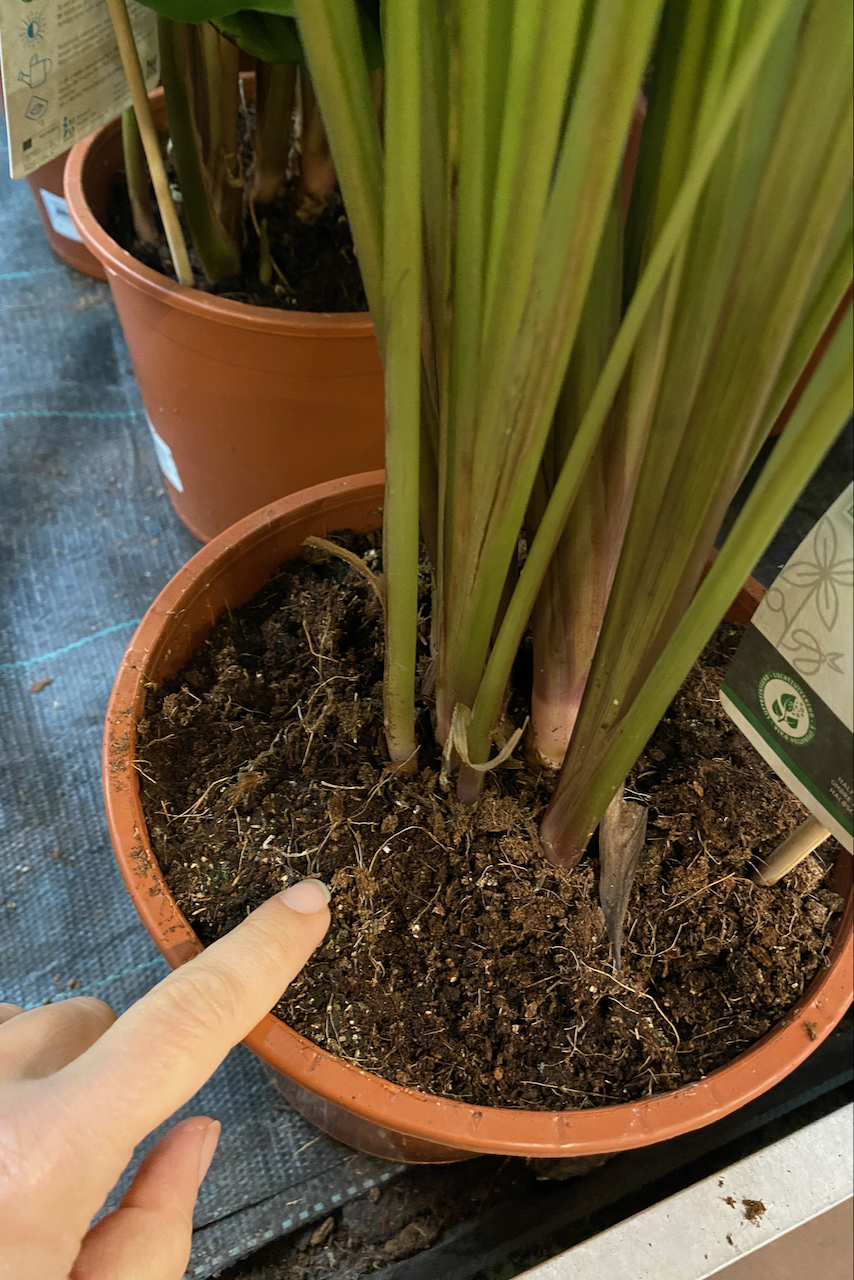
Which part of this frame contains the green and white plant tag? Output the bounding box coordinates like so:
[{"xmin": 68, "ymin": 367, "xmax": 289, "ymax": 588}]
[
  {"xmin": 0, "ymin": 0, "xmax": 158, "ymax": 180},
  {"xmin": 721, "ymin": 483, "xmax": 853, "ymax": 852}
]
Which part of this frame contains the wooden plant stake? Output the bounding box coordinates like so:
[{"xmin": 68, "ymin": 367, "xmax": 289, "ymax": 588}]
[
  {"xmin": 752, "ymin": 815, "xmax": 833, "ymax": 887},
  {"xmin": 104, "ymin": 0, "xmax": 193, "ymax": 286}
]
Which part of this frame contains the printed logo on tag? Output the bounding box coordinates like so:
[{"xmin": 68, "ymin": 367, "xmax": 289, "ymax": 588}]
[
  {"xmin": 721, "ymin": 482, "xmax": 853, "ymax": 851},
  {"xmin": 758, "ymin": 672, "xmax": 816, "ymax": 745},
  {"xmin": 39, "ymin": 190, "xmax": 83, "ymax": 243},
  {"xmin": 147, "ymin": 418, "xmax": 183, "ymax": 492}
]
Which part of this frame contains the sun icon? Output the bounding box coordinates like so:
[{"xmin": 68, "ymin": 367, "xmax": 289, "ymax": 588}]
[{"xmin": 20, "ymin": 12, "xmax": 46, "ymax": 46}]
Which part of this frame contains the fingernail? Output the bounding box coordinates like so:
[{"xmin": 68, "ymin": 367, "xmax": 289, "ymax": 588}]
[
  {"xmin": 198, "ymin": 1120, "xmax": 221, "ymax": 1187},
  {"xmin": 280, "ymin": 878, "xmax": 332, "ymax": 914}
]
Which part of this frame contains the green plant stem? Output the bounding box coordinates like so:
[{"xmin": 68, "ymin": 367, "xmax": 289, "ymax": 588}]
[
  {"xmin": 253, "ymin": 61, "xmax": 297, "ymax": 205},
  {"xmin": 157, "ymin": 16, "xmax": 241, "ymax": 282},
  {"xmin": 443, "ymin": 0, "xmax": 659, "ymax": 760},
  {"xmin": 528, "ymin": 195, "xmax": 624, "ymax": 768},
  {"xmin": 294, "ymin": 0, "xmax": 385, "ymax": 346},
  {"xmin": 103, "ymin": 0, "xmax": 192, "ymax": 286},
  {"xmin": 298, "ymin": 67, "xmax": 339, "ymax": 220},
  {"xmin": 461, "ymin": 0, "xmax": 801, "ymax": 780},
  {"xmin": 381, "ymin": 0, "xmax": 421, "ymax": 765},
  {"xmin": 540, "ymin": 304, "xmax": 853, "ymax": 864},
  {"xmin": 526, "ymin": 0, "xmax": 781, "ymax": 772},
  {"xmin": 439, "ymin": 0, "xmax": 586, "ymax": 737},
  {"xmin": 759, "ymin": 196, "xmax": 853, "ymax": 435},
  {"xmin": 121, "ymin": 107, "xmax": 158, "ymax": 245},
  {"xmin": 543, "ymin": 1, "xmax": 853, "ymax": 864},
  {"xmin": 199, "ymin": 22, "xmax": 242, "ymax": 244}
]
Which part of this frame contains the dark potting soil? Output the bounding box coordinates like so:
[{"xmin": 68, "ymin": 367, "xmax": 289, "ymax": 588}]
[
  {"xmin": 102, "ymin": 137, "xmax": 367, "ymax": 313},
  {"xmin": 137, "ymin": 536, "xmax": 843, "ymax": 1110}
]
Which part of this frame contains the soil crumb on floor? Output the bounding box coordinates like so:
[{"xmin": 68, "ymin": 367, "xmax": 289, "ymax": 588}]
[{"xmin": 137, "ymin": 536, "xmax": 842, "ymax": 1110}]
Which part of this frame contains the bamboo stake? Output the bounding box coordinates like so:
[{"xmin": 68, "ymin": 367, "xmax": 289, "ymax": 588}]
[
  {"xmin": 104, "ymin": 0, "xmax": 194, "ymax": 286},
  {"xmin": 752, "ymin": 815, "xmax": 833, "ymax": 887}
]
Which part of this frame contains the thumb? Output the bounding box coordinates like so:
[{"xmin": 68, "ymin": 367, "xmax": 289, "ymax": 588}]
[{"xmin": 71, "ymin": 1116, "xmax": 220, "ymax": 1280}]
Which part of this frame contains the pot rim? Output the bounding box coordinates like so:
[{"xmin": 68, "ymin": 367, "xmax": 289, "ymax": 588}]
[
  {"xmin": 103, "ymin": 472, "xmax": 854, "ymax": 1158},
  {"xmin": 63, "ymin": 91, "xmax": 375, "ymax": 339}
]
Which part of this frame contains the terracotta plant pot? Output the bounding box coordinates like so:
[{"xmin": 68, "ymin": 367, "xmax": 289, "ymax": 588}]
[
  {"xmin": 24, "ymin": 151, "xmax": 107, "ymax": 280},
  {"xmin": 0, "ymin": 66, "xmax": 104, "ymax": 279},
  {"xmin": 103, "ymin": 473, "xmax": 853, "ymax": 1163},
  {"xmin": 63, "ymin": 90, "xmax": 384, "ymax": 543}
]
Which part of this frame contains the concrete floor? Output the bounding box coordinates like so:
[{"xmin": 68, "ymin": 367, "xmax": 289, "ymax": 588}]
[{"xmin": 715, "ymin": 1199, "xmax": 853, "ymax": 1280}]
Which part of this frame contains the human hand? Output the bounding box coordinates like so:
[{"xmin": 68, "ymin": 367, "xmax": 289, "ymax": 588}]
[{"xmin": 0, "ymin": 878, "xmax": 331, "ymax": 1280}]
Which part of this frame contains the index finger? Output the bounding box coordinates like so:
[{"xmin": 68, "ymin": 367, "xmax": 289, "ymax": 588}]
[{"xmin": 48, "ymin": 881, "xmax": 330, "ymax": 1155}]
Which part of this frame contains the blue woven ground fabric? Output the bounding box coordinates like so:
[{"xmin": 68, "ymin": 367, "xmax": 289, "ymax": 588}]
[{"xmin": 0, "ymin": 143, "xmax": 400, "ymax": 1276}]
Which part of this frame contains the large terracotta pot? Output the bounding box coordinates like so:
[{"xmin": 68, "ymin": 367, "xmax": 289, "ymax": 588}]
[
  {"xmin": 103, "ymin": 473, "xmax": 853, "ymax": 1164},
  {"xmin": 63, "ymin": 91, "xmax": 384, "ymax": 544}
]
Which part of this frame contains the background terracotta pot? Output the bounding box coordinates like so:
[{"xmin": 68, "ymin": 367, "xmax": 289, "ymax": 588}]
[
  {"xmin": 0, "ymin": 67, "xmax": 104, "ymax": 279},
  {"xmin": 103, "ymin": 472, "xmax": 853, "ymax": 1163},
  {"xmin": 64, "ymin": 91, "xmax": 384, "ymax": 543},
  {"xmin": 25, "ymin": 151, "xmax": 107, "ymax": 280}
]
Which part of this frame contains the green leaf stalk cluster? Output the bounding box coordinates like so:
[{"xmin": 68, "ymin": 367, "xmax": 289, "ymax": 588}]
[
  {"xmin": 133, "ymin": 0, "xmax": 852, "ymax": 886},
  {"xmin": 132, "ymin": 0, "xmax": 381, "ymax": 281},
  {"xmin": 290, "ymin": 0, "xmax": 852, "ymax": 880}
]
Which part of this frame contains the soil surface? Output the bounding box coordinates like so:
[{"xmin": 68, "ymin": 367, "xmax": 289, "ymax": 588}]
[
  {"xmin": 103, "ymin": 112, "xmax": 367, "ymax": 312},
  {"xmin": 137, "ymin": 536, "xmax": 842, "ymax": 1110}
]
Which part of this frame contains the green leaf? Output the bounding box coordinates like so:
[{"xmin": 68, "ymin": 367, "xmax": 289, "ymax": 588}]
[
  {"xmin": 772, "ymin": 698, "xmax": 783, "ymax": 718},
  {"xmin": 781, "ymin": 691, "xmax": 796, "ymax": 711},
  {"xmin": 139, "ymin": 0, "xmax": 381, "ymax": 69},
  {"xmin": 213, "ymin": 11, "xmax": 303, "ymax": 64}
]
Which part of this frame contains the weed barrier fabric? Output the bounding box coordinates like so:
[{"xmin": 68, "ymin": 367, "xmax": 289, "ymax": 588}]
[{"xmin": 0, "ymin": 148, "xmax": 400, "ymax": 1277}]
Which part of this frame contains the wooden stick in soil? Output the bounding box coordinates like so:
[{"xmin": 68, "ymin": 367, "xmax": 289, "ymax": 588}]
[
  {"xmin": 752, "ymin": 816, "xmax": 833, "ymax": 887},
  {"xmin": 103, "ymin": 0, "xmax": 193, "ymax": 286}
]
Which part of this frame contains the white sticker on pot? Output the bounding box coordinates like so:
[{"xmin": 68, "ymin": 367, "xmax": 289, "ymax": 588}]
[
  {"xmin": 147, "ymin": 417, "xmax": 183, "ymax": 493},
  {"xmin": 720, "ymin": 483, "xmax": 853, "ymax": 851},
  {"xmin": 39, "ymin": 189, "xmax": 82, "ymax": 242},
  {"xmin": 0, "ymin": 0, "xmax": 159, "ymax": 180}
]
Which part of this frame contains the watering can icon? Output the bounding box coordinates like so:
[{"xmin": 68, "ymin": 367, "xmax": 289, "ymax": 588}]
[{"xmin": 19, "ymin": 54, "xmax": 52, "ymax": 89}]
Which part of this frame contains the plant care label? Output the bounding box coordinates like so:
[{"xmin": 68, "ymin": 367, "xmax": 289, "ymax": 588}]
[
  {"xmin": 0, "ymin": 0, "xmax": 158, "ymax": 180},
  {"xmin": 721, "ymin": 483, "xmax": 853, "ymax": 851},
  {"xmin": 39, "ymin": 187, "xmax": 81, "ymax": 239},
  {"xmin": 146, "ymin": 415, "xmax": 183, "ymax": 492}
]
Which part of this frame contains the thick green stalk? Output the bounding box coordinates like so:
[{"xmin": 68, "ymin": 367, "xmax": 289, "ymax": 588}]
[
  {"xmin": 558, "ymin": 17, "xmax": 853, "ymax": 791},
  {"xmin": 157, "ymin": 16, "xmax": 241, "ymax": 281},
  {"xmin": 418, "ymin": 0, "xmax": 450, "ymax": 572},
  {"xmin": 298, "ymin": 68, "xmax": 339, "ymax": 221},
  {"xmin": 381, "ymin": 0, "xmax": 421, "ymax": 764},
  {"xmin": 527, "ymin": 0, "xmax": 792, "ymax": 771},
  {"xmin": 758, "ymin": 194, "xmax": 853, "ymax": 433},
  {"xmin": 253, "ymin": 61, "xmax": 296, "ymax": 205},
  {"xmin": 541, "ymin": 305, "xmax": 853, "ymax": 863},
  {"xmin": 121, "ymin": 107, "xmax": 158, "ymax": 245},
  {"xmin": 528, "ymin": 194, "xmax": 623, "ymax": 767},
  {"xmin": 540, "ymin": 1, "xmax": 853, "ymax": 864},
  {"xmin": 199, "ymin": 22, "xmax": 241, "ymax": 243},
  {"xmin": 442, "ymin": 0, "xmax": 659, "ymax": 760},
  {"xmin": 437, "ymin": 0, "xmax": 515, "ymax": 736},
  {"xmin": 464, "ymin": 0, "xmax": 797, "ymax": 774},
  {"xmin": 294, "ymin": 0, "xmax": 385, "ymax": 345}
]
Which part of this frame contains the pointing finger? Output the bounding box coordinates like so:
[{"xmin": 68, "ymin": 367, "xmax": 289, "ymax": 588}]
[{"xmin": 49, "ymin": 882, "xmax": 330, "ymax": 1169}]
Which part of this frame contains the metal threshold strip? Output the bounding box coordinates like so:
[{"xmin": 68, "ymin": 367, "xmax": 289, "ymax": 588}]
[{"xmin": 517, "ymin": 1101, "xmax": 853, "ymax": 1280}]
